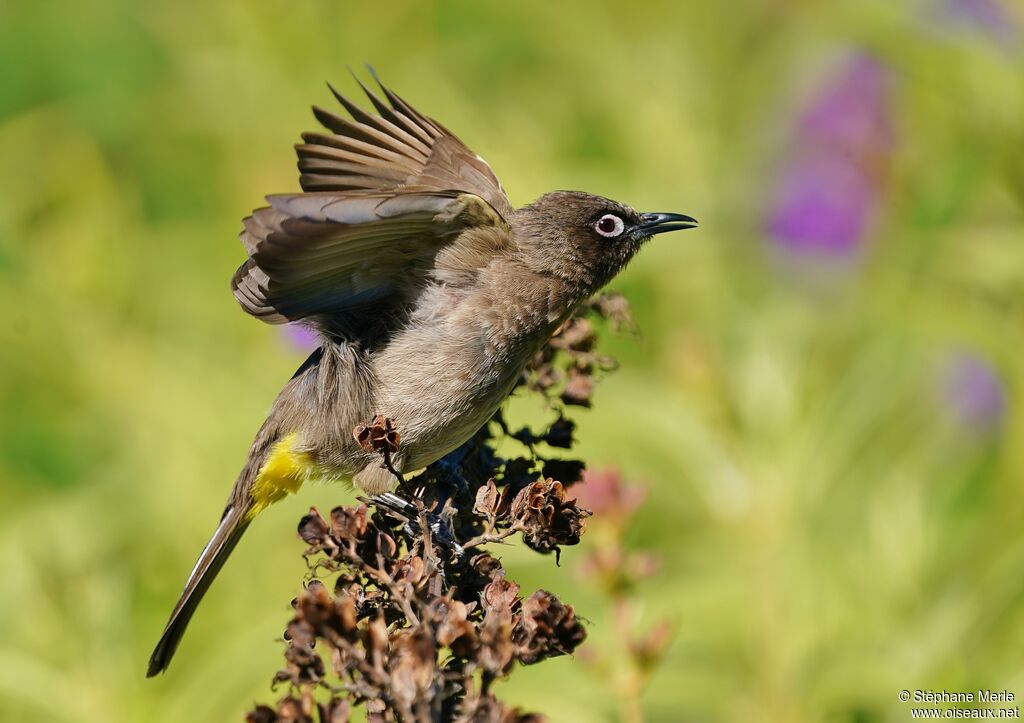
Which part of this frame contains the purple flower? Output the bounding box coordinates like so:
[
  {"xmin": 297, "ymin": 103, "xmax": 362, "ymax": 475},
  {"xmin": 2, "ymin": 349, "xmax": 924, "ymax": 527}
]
[
  {"xmin": 940, "ymin": 351, "xmax": 1007, "ymax": 432},
  {"xmin": 765, "ymin": 151, "xmax": 876, "ymax": 255},
  {"xmin": 764, "ymin": 53, "xmax": 894, "ymax": 258},
  {"xmin": 797, "ymin": 55, "xmax": 895, "ymax": 152},
  {"xmin": 282, "ymin": 323, "xmax": 321, "ymax": 353}
]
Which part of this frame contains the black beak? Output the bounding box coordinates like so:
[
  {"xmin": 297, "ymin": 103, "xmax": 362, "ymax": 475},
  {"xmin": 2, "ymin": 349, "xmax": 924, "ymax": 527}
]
[{"xmin": 636, "ymin": 212, "xmax": 699, "ymax": 236}]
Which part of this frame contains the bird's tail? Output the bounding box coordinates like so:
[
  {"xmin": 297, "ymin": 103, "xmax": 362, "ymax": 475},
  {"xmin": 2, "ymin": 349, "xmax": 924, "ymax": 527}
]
[{"xmin": 146, "ymin": 503, "xmax": 251, "ymax": 677}]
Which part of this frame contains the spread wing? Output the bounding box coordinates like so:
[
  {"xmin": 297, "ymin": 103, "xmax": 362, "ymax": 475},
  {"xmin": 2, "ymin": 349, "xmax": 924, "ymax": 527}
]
[
  {"xmin": 231, "ymin": 75, "xmax": 514, "ymax": 339},
  {"xmin": 232, "ymin": 190, "xmax": 508, "ymax": 337},
  {"xmin": 296, "ymin": 73, "xmax": 512, "ymax": 218}
]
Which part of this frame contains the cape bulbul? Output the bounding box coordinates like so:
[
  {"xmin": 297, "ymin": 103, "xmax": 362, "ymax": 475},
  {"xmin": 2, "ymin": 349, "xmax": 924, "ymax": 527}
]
[{"xmin": 147, "ymin": 75, "xmax": 697, "ymax": 676}]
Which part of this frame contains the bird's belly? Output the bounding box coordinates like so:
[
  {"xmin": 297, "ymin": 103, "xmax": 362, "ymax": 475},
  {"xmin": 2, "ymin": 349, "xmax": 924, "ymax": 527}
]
[{"xmin": 371, "ymin": 327, "xmax": 529, "ymax": 471}]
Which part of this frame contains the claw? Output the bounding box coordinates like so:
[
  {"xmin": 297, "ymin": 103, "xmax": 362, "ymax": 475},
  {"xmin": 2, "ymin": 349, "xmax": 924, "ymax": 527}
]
[{"xmin": 362, "ymin": 493, "xmax": 464, "ymax": 559}]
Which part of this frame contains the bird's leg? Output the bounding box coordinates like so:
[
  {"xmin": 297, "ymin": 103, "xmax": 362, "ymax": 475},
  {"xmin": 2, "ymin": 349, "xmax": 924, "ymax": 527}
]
[{"xmin": 353, "ymin": 415, "xmax": 462, "ymax": 556}]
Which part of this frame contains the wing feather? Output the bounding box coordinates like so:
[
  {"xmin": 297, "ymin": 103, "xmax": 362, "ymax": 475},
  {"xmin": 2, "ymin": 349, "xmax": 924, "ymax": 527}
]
[
  {"xmin": 295, "ymin": 76, "xmax": 512, "ymax": 217},
  {"xmin": 231, "ymin": 190, "xmax": 508, "ymax": 334},
  {"xmin": 326, "ymin": 84, "xmax": 434, "ymax": 157}
]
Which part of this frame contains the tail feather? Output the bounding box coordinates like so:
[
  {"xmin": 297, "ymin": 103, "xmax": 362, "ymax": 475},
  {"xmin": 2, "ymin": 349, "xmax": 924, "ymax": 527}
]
[{"xmin": 146, "ymin": 505, "xmax": 251, "ymax": 677}]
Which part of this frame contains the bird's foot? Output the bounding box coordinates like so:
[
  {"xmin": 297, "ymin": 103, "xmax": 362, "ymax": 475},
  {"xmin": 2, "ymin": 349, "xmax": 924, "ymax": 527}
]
[{"xmin": 362, "ymin": 492, "xmax": 464, "ymax": 560}]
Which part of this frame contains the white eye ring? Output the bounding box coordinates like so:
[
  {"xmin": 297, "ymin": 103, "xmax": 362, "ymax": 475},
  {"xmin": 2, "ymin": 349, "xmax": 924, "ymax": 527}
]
[{"xmin": 594, "ymin": 213, "xmax": 625, "ymax": 238}]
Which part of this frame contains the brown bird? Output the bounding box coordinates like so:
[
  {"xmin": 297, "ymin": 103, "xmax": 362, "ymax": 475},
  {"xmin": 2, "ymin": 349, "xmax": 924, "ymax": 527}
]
[{"xmin": 147, "ymin": 73, "xmax": 697, "ymax": 676}]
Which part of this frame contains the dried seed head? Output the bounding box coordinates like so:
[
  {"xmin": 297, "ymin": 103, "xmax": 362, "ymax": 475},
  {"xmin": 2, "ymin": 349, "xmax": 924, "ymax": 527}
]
[
  {"xmin": 432, "ymin": 599, "xmax": 479, "ymax": 659},
  {"xmin": 330, "ymin": 505, "xmax": 369, "ymax": 541},
  {"xmin": 296, "ymin": 580, "xmax": 358, "ymax": 642},
  {"xmin": 388, "ymin": 628, "xmax": 437, "ymax": 709},
  {"xmin": 457, "ymin": 692, "xmax": 548, "ymax": 723},
  {"xmin": 473, "ymin": 478, "xmax": 512, "ymax": 521},
  {"xmin": 246, "ymin": 705, "xmax": 278, "ymax": 723},
  {"xmin": 320, "ymin": 699, "xmax": 350, "ymax": 723},
  {"xmin": 542, "ymin": 417, "xmax": 575, "ymax": 448},
  {"xmin": 541, "ymin": 459, "xmax": 585, "ymax": 487},
  {"xmin": 515, "ymin": 590, "xmax": 587, "ymax": 664},
  {"xmin": 560, "ymin": 367, "xmax": 595, "ymax": 407},
  {"xmin": 392, "ymin": 555, "xmax": 426, "ymax": 587},
  {"xmin": 478, "ymin": 607, "xmax": 517, "ymax": 676},
  {"xmin": 588, "ymin": 291, "xmax": 635, "ymax": 332},
  {"xmin": 511, "ymin": 479, "xmax": 590, "ymax": 554},
  {"xmin": 482, "ymin": 577, "xmax": 521, "ymax": 614},
  {"xmin": 551, "ymin": 317, "xmax": 596, "ymax": 353},
  {"xmin": 297, "ymin": 507, "xmax": 330, "ymax": 547},
  {"xmin": 353, "ymin": 415, "xmax": 401, "ymax": 455},
  {"xmin": 365, "ymin": 613, "xmax": 389, "ymax": 658}
]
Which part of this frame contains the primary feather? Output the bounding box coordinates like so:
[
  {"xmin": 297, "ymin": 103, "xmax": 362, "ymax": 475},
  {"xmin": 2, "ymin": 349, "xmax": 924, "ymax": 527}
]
[{"xmin": 296, "ymin": 74, "xmax": 512, "ymax": 217}]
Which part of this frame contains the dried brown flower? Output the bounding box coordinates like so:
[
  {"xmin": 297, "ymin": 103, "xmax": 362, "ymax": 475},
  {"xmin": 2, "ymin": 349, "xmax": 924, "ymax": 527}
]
[
  {"xmin": 520, "ymin": 291, "xmax": 632, "ymax": 409},
  {"xmin": 329, "ymin": 505, "xmax": 369, "ymax": 542},
  {"xmin": 297, "ymin": 508, "xmax": 331, "ymax": 547},
  {"xmin": 586, "ymin": 291, "xmax": 635, "ymax": 332},
  {"xmin": 473, "ymin": 478, "xmax": 511, "ymax": 521},
  {"xmin": 353, "ymin": 414, "xmax": 401, "ymax": 455},
  {"xmin": 511, "ymin": 478, "xmax": 590, "ymax": 554},
  {"xmin": 560, "ymin": 366, "xmax": 595, "ymax": 407},
  {"xmin": 540, "ymin": 459, "xmax": 585, "ymax": 487},
  {"xmin": 541, "ymin": 416, "xmax": 575, "ymax": 449},
  {"xmin": 388, "ymin": 628, "xmax": 436, "ymax": 711},
  {"xmin": 454, "ymin": 692, "xmax": 548, "ymax": 723},
  {"xmin": 296, "ymin": 580, "xmax": 358, "ymax": 643},
  {"xmin": 482, "ymin": 577, "xmax": 521, "ymax": 613},
  {"xmin": 246, "ymin": 705, "xmax": 278, "ymax": 723},
  {"xmin": 550, "ymin": 317, "xmax": 596, "ymax": 353},
  {"xmin": 432, "ymin": 598, "xmax": 478, "ymax": 659},
  {"xmin": 515, "ymin": 590, "xmax": 587, "ymax": 664}
]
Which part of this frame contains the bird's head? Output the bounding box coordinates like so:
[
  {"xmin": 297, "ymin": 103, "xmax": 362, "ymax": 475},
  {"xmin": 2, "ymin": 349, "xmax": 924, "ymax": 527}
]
[{"xmin": 512, "ymin": 191, "xmax": 697, "ymax": 294}]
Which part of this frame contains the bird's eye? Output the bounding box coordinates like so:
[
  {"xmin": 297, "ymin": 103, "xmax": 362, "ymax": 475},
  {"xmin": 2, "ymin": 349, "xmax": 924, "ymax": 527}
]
[{"xmin": 594, "ymin": 214, "xmax": 625, "ymax": 238}]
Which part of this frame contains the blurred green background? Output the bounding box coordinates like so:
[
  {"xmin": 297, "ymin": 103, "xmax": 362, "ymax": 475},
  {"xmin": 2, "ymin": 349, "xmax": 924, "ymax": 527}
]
[{"xmin": 2, "ymin": 0, "xmax": 1023, "ymax": 720}]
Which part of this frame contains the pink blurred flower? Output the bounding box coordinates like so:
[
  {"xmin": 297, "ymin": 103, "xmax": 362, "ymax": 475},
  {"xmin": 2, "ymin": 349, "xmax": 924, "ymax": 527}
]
[{"xmin": 573, "ymin": 468, "xmax": 646, "ymax": 520}]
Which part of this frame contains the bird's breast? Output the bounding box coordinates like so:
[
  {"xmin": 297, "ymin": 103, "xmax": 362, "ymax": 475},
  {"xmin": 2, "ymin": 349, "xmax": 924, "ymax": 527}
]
[
  {"xmin": 368, "ymin": 268, "xmax": 578, "ymax": 472},
  {"xmin": 369, "ymin": 316, "xmax": 538, "ymax": 470}
]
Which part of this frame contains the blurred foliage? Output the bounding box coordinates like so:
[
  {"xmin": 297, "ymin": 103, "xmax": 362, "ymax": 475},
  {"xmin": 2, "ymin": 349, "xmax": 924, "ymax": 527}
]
[{"xmin": 1, "ymin": 0, "xmax": 1023, "ymax": 721}]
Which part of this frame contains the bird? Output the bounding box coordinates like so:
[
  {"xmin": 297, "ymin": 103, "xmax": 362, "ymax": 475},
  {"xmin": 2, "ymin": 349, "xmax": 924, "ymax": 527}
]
[{"xmin": 146, "ymin": 72, "xmax": 697, "ymax": 677}]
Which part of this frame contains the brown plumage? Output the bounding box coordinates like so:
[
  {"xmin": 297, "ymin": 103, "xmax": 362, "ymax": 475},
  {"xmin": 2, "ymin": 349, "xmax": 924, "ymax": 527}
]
[{"xmin": 147, "ymin": 73, "xmax": 697, "ymax": 677}]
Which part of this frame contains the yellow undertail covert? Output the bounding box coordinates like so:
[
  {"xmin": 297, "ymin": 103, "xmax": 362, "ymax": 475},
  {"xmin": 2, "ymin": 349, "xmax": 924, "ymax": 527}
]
[{"xmin": 247, "ymin": 432, "xmax": 314, "ymax": 518}]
